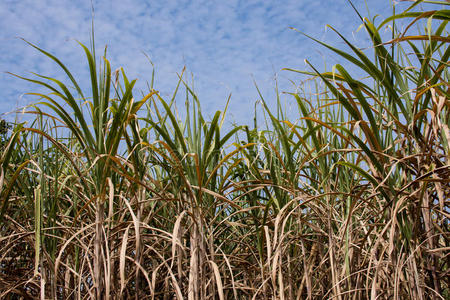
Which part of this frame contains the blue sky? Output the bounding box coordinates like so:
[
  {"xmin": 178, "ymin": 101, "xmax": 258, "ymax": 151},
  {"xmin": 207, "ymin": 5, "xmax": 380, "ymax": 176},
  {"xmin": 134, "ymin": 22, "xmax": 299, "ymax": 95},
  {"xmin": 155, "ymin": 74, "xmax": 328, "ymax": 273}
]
[{"xmin": 0, "ymin": 0, "xmax": 421, "ymax": 125}]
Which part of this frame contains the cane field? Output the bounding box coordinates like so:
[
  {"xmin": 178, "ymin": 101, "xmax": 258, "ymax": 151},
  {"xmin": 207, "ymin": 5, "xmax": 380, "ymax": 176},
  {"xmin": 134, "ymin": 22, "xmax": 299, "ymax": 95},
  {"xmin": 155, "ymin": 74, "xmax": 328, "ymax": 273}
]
[{"xmin": 0, "ymin": 0, "xmax": 449, "ymax": 299}]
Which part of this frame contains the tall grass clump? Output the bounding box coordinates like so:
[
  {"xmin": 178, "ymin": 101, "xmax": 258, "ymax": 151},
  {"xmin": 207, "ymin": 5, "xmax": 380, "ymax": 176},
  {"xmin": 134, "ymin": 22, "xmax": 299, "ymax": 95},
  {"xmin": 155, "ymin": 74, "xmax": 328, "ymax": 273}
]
[{"xmin": 1, "ymin": 1, "xmax": 448, "ymax": 299}]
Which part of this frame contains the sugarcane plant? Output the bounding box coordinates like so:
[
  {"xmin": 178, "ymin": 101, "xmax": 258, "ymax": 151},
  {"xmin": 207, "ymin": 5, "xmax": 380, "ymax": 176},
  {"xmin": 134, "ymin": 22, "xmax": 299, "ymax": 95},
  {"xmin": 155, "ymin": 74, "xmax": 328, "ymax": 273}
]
[{"xmin": 0, "ymin": 0, "xmax": 448, "ymax": 299}]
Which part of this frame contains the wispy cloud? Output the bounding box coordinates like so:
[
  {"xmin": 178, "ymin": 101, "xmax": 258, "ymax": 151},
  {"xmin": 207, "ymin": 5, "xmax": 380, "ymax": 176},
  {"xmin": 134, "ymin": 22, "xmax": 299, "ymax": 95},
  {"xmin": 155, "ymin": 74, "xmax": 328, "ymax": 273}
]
[{"xmin": 1, "ymin": 0, "xmax": 400, "ymax": 123}]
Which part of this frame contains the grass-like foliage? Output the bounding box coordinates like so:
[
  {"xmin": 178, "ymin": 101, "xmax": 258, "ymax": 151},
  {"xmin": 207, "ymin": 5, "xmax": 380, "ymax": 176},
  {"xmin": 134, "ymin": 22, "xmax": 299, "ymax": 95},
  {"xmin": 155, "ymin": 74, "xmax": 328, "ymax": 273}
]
[{"xmin": 1, "ymin": 1, "xmax": 449, "ymax": 299}]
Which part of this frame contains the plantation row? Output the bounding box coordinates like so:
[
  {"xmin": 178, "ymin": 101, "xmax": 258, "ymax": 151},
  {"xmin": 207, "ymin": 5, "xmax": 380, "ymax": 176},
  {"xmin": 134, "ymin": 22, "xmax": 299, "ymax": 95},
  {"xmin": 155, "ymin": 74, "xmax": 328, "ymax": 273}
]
[{"xmin": 1, "ymin": 2, "xmax": 449, "ymax": 299}]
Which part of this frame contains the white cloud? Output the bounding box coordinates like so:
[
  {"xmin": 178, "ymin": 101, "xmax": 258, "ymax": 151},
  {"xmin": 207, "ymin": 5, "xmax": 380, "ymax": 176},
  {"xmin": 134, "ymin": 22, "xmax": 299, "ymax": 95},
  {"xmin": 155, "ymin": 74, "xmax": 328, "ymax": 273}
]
[{"xmin": 1, "ymin": 0, "xmax": 401, "ymax": 124}]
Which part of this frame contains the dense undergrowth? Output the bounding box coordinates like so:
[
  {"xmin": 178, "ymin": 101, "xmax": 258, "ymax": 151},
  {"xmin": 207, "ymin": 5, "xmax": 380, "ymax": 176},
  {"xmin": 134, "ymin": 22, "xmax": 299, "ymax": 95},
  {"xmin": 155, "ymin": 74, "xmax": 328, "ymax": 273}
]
[{"xmin": 1, "ymin": 1, "xmax": 449, "ymax": 299}]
